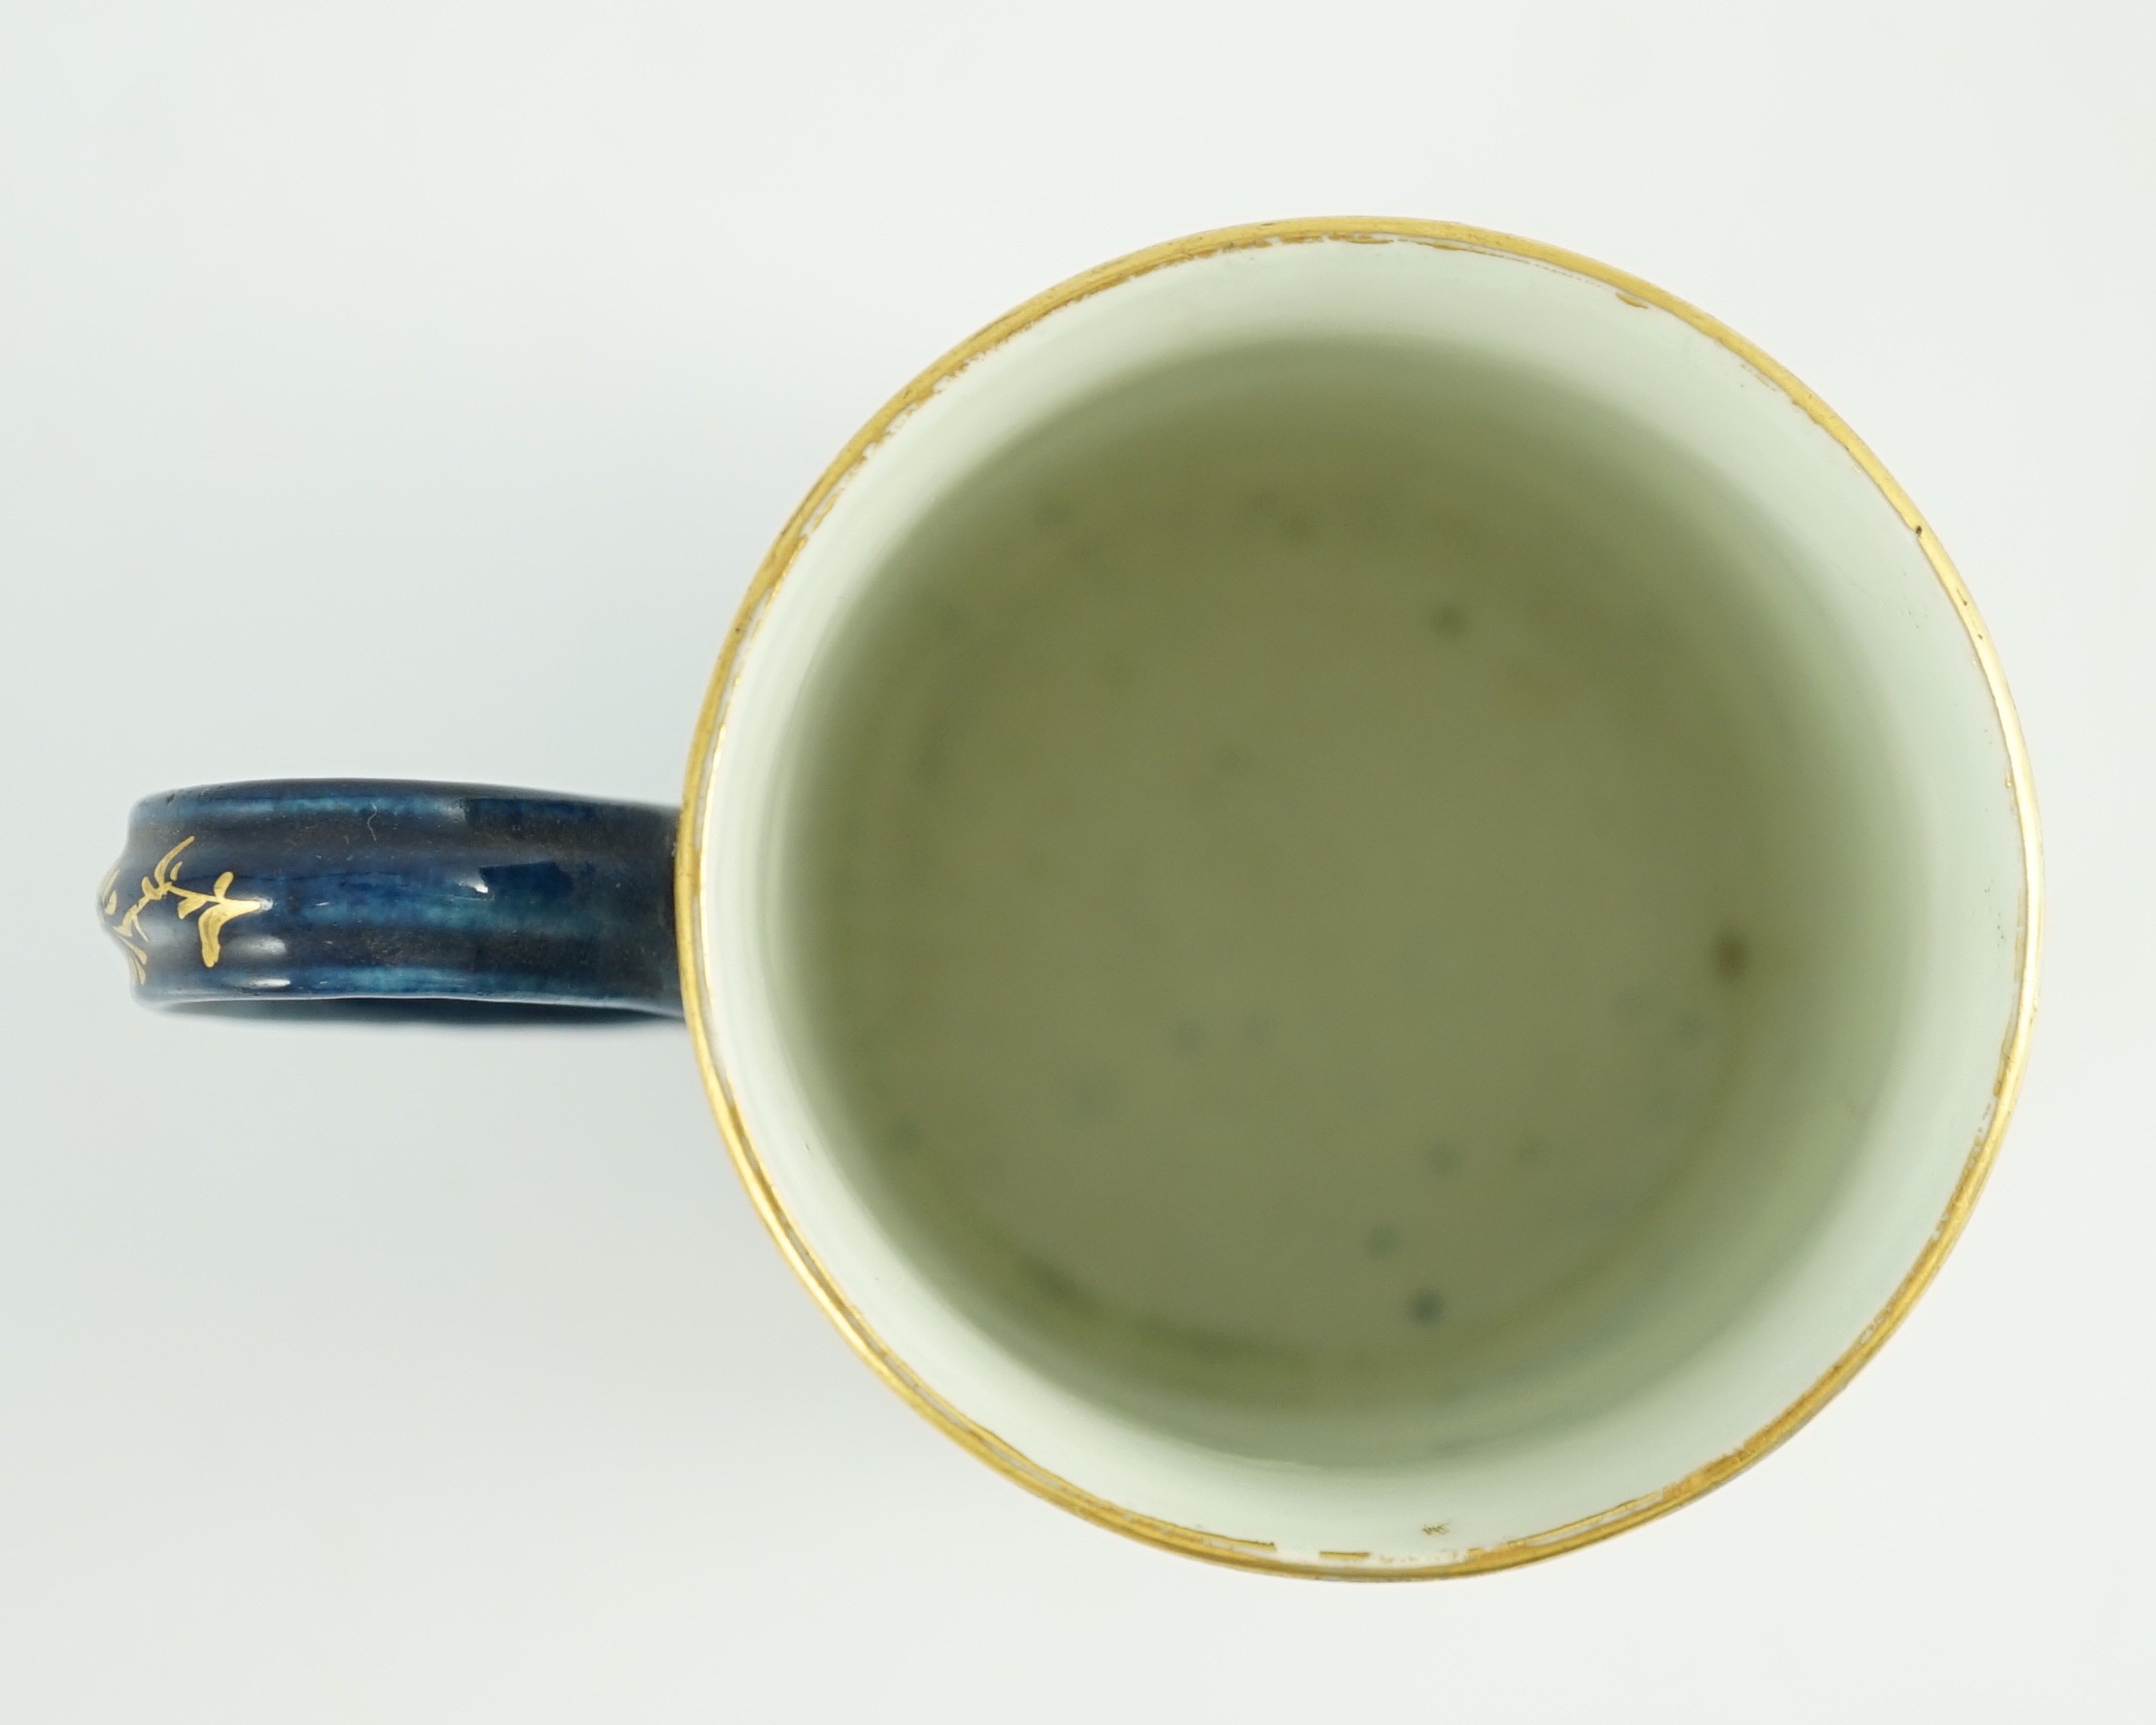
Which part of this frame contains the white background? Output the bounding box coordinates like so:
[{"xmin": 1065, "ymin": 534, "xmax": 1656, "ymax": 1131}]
[{"xmin": 2, "ymin": 4, "xmax": 2148, "ymax": 1718}]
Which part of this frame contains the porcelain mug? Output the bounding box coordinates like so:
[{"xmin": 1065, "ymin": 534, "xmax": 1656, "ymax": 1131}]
[{"xmin": 102, "ymin": 220, "xmax": 2039, "ymax": 1577}]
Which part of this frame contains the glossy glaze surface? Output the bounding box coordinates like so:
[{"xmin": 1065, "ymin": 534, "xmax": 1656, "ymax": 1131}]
[
  {"xmin": 689, "ymin": 224, "xmax": 2034, "ymax": 1571},
  {"xmin": 776, "ymin": 340, "xmax": 1899, "ymax": 1463},
  {"xmin": 102, "ymin": 780, "xmax": 679, "ymax": 1014}
]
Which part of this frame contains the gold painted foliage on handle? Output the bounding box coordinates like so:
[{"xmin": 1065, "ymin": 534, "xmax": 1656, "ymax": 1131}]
[{"xmin": 100, "ymin": 837, "xmax": 268, "ymax": 982}]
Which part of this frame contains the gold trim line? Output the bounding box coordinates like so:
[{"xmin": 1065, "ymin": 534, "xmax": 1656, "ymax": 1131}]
[{"xmin": 673, "ymin": 217, "xmax": 2042, "ymax": 1580}]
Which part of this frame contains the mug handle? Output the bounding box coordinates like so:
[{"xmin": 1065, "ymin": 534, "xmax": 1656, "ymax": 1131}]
[{"xmin": 97, "ymin": 780, "xmax": 679, "ymax": 1016}]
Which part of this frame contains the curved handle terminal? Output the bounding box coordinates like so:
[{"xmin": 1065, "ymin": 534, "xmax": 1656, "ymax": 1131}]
[{"xmin": 99, "ymin": 781, "xmax": 680, "ymax": 1015}]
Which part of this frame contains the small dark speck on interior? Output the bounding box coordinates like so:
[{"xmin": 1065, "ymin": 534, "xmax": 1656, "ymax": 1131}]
[
  {"xmin": 1408, "ymin": 1290, "xmax": 1443, "ymax": 1324},
  {"xmin": 1428, "ymin": 604, "xmax": 1469, "ymax": 638},
  {"xmin": 1365, "ymin": 1225, "xmax": 1399, "ymax": 1258},
  {"xmin": 1712, "ymin": 927, "xmax": 1751, "ymax": 981}
]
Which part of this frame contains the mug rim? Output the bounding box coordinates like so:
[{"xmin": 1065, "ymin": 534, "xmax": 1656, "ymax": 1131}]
[{"xmin": 674, "ymin": 216, "xmax": 2043, "ymax": 1579}]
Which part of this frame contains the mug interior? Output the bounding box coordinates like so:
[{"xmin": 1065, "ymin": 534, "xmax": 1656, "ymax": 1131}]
[{"xmin": 686, "ymin": 228, "xmax": 2033, "ymax": 1571}]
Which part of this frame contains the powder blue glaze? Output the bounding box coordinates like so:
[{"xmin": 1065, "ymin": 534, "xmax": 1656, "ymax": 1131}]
[{"xmin": 102, "ymin": 780, "xmax": 680, "ymax": 1015}]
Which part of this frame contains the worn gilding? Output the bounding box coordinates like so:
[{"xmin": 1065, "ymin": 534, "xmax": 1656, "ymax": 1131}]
[{"xmin": 676, "ymin": 218, "xmax": 2043, "ymax": 1578}]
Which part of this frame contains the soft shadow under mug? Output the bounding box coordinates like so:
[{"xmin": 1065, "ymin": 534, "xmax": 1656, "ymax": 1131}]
[{"xmin": 103, "ymin": 220, "xmax": 2038, "ymax": 1577}]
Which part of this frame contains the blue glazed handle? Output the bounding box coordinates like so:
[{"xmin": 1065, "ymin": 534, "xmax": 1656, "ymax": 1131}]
[{"xmin": 98, "ymin": 781, "xmax": 680, "ymax": 1016}]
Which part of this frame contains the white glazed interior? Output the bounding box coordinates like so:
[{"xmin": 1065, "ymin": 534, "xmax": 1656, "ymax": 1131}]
[{"xmin": 689, "ymin": 234, "xmax": 2029, "ymax": 1569}]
